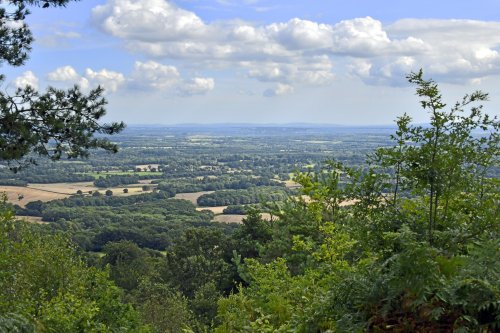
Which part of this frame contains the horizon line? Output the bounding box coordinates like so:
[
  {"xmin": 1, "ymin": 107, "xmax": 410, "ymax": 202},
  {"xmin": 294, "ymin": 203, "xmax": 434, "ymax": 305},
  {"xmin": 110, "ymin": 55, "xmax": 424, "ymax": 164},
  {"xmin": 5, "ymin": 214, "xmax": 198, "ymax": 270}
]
[{"xmin": 121, "ymin": 122, "xmax": 400, "ymax": 128}]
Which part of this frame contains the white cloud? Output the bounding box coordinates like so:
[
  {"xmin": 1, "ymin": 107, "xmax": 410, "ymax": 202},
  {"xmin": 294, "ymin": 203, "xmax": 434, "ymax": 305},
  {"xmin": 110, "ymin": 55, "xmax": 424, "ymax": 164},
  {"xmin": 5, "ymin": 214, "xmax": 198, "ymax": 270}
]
[
  {"xmin": 263, "ymin": 83, "xmax": 294, "ymax": 97},
  {"xmin": 349, "ymin": 57, "xmax": 417, "ymax": 86},
  {"xmin": 46, "ymin": 61, "xmax": 216, "ymax": 97},
  {"xmin": 345, "ymin": 19, "xmax": 500, "ymax": 85},
  {"xmin": 248, "ymin": 63, "xmax": 294, "ymax": 83},
  {"xmin": 13, "ymin": 71, "xmax": 39, "ymax": 90},
  {"xmin": 267, "ymin": 18, "xmax": 333, "ymax": 50},
  {"xmin": 47, "ymin": 65, "xmax": 80, "ymax": 81},
  {"xmin": 245, "ymin": 55, "xmax": 334, "ymax": 92},
  {"xmin": 91, "ymin": 0, "xmax": 336, "ymax": 91},
  {"xmin": 131, "ymin": 60, "xmax": 180, "ymax": 89},
  {"xmin": 179, "ymin": 77, "xmax": 215, "ymax": 96},
  {"xmin": 91, "ymin": 1, "xmax": 500, "ymax": 87},
  {"xmin": 329, "ymin": 17, "xmax": 428, "ymax": 57},
  {"xmin": 92, "ymin": 0, "xmax": 208, "ymax": 42},
  {"xmin": 130, "ymin": 60, "xmax": 215, "ymax": 95},
  {"xmin": 46, "ymin": 66, "xmax": 125, "ymax": 93},
  {"xmin": 84, "ymin": 68, "xmax": 125, "ymax": 93}
]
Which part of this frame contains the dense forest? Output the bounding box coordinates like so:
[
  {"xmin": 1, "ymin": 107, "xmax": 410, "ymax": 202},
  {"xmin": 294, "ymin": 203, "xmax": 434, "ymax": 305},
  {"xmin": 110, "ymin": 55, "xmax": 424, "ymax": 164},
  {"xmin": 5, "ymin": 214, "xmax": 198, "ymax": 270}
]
[{"xmin": 1, "ymin": 71, "xmax": 499, "ymax": 332}]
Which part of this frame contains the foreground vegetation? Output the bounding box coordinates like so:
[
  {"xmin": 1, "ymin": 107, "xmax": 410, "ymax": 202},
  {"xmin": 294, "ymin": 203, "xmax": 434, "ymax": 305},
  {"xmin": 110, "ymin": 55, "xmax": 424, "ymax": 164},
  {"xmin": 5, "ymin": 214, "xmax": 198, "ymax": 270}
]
[
  {"xmin": 0, "ymin": 72, "xmax": 499, "ymax": 332},
  {"xmin": 213, "ymin": 71, "xmax": 500, "ymax": 332}
]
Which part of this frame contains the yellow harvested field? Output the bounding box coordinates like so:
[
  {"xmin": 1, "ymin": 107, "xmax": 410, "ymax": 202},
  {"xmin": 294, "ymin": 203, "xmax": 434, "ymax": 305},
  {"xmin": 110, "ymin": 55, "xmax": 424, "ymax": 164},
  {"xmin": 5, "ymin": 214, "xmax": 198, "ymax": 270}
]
[
  {"xmin": 0, "ymin": 186, "xmax": 70, "ymax": 207},
  {"xmin": 196, "ymin": 206, "xmax": 227, "ymax": 214},
  {"xmin": 213, "ymin": 214, "xmax": 244, "ymax": 224},
  {"xmin": 0, "ymin": 181, "xmax": 158, "ymax": 207},
  {"xmin": 175, "ymin": 191, "xmax": 214, "ymax": 205},
  {"xmin": 213, "ymin": 212, "xmax": 272, "ymax": 224},
  {"xmin": 29, "ymin": 182, "xmax": 97, "ymax": 194},
  {"xmin": 111, "ymin": 187, "xmax": 146, "ymax": 196}
]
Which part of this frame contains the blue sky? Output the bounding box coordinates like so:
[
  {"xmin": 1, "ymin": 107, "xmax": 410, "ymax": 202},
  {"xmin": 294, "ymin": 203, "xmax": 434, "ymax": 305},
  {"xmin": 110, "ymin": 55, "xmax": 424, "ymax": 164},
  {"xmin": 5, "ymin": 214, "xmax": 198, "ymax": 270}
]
[{"xmin": 3, "ymin": 0, "xmax": 500, "ymax": 125}]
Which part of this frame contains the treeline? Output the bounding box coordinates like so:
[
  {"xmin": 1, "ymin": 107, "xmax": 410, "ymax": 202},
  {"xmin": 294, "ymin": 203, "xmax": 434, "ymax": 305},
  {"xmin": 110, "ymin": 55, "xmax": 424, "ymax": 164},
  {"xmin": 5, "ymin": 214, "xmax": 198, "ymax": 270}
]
[
  {"xmin": 197, "ymin": 186, "xmax": 290, "ymax": 206},
  {"xmin": 222, "ymin": 204, "xmax": 278, "ymax": 215},
  {"xmin": 0, "ymin": 179, "xmax": 28, "ymax": 186},
  {"xmin": 94, "ymin": 174, "xmax": 141, "ymax": 187},
  {"xmin": 156, "ymin": 175, "xmax": 283, "ymax": 194},
  {"xmin": 15, "ymin": 170, "xmax": 94, "ymax": 183},
  {"xmin": 222, "ymin": 204, "xmax": 256, "ymax": 214}
]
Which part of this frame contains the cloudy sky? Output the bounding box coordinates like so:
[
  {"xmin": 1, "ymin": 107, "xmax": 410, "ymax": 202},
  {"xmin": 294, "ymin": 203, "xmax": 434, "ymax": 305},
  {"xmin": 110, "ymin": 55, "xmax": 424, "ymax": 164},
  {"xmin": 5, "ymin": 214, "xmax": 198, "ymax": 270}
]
[{"xmin": 4, "ymin": 0, "xmax": 500, "ymax": 125}]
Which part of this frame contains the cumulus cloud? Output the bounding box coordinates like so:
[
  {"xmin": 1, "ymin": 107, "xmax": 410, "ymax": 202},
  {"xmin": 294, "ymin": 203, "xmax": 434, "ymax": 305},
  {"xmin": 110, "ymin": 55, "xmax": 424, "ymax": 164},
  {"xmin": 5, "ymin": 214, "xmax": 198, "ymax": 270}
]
[
  {"xmin": 85, "ymin": 68, "xmax": 126, "ymax": 93},
  {"xmin": 47, "ymin": 66, "xmax": 124, "ymax": 93},
  {"xmin": 13, "ymin": 71, "xmax": 39, "ymax": 89},
  {"xmin": 92, "ymin": 0, "xmax": 208, "ymax": 42},
  {"xmin": 131, "ymin": 60, "xmax": 180, "ymax": 89},
  {"xmin": 246, "ymin": 56, "xmax": 334, "ymax": 87},
  {"xmin": 47, "ymin": 65, "xmax": 80, "ymax": 81},
  {"xmin": 130, "ymin": 61, "xmax": 214, "ymax": 95},
  {"xmin": 46, "ymin": 61, "xmax": 215, "ymax": 96},
  {"xmin": 91, "ymin": 1, "xmax": 500, "ymax": 87},
  {"xmin": 91, "ymin": 0, "xmax": 337, "ymax": 91},
  {"xmin": 350, "ymin": 19, "xmax": 500, "ymax": 85},
  {"xmin": 267, "ymin": 18, "xmax": 333, "ymax": 50},
  {"xmin": 179, "ymin": 77, "xmax": 215, "ymax": 96}
]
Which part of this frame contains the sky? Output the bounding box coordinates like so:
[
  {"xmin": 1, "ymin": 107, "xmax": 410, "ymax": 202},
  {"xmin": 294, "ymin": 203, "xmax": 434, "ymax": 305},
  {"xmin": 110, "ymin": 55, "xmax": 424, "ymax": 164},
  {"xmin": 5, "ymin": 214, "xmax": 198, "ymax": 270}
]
[{"xmin": 3, "ymin": 0, "xmax": 500, "ymax": 125}]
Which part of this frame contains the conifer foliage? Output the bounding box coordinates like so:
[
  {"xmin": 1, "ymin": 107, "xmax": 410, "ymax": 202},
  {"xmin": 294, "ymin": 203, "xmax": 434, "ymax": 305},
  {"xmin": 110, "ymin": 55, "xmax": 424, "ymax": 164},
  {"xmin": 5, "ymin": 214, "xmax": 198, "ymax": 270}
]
[{"xmin": 0, "ymin": 1, "xmax": 124, "ymax": 172}]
